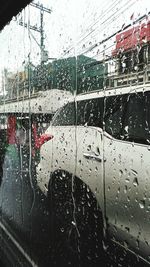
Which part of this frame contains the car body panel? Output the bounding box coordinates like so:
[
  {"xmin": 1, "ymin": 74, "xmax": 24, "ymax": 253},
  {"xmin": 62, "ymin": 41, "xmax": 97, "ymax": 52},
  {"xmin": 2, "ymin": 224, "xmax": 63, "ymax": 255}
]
[
  {"xmin": 36, "ymin": 85, "xmax": 150, "ymax": 262},
  {"xmin": 104, "ymin": 135, "xmax": 150, "ymax": 259}
]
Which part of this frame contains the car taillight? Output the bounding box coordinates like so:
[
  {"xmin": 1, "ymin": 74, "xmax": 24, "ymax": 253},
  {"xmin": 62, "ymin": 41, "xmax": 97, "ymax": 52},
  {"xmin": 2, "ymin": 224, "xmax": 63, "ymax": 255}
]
[{"xmin": 35, "ymin": 133, "xmax": 53, "ymax": 149}]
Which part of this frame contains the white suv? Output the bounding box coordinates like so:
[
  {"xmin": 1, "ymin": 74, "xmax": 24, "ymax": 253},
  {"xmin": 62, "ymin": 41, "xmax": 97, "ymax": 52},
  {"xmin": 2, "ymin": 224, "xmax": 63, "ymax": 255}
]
[{"xmin": 37, "ymin": 84, "xmax": 150, "ymax": 266}]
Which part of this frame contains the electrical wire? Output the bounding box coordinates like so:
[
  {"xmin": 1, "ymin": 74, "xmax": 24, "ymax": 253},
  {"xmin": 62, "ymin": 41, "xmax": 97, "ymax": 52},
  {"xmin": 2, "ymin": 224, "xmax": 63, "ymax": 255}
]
[{"xmin": 61, "ymin": 0, "xmax": 141, "ymax": 58}]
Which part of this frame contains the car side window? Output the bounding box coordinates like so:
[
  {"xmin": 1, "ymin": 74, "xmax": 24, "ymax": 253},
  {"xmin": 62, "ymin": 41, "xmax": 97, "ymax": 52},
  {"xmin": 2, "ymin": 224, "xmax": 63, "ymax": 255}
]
[
  {"xmin": 104, "ymin": 95, "xmax": 127, "ymax": 138},
  {"xmin": 122, "ymin": 92, "xmax": 150, "ymax": 144},
  {"xmin": 77, "ymin": 98, "xmax": 104, "ymax": 128},
  {"xmin": 52, "ymin": 102, "xmax": 75, "ymax": 126}
]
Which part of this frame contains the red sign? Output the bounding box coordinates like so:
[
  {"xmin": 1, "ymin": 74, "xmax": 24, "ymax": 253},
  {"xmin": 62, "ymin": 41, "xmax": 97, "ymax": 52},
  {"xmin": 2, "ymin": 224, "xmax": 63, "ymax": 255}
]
[{"xmin": 112, "ymin": 20, "xmax": 150, "ymax": 56}]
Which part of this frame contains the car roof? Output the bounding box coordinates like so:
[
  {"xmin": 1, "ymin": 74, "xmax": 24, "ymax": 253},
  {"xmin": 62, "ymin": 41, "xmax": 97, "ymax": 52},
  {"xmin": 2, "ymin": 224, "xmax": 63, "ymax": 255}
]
[{"xmin": 68, "ymin": 84, "xmax": 150, "ymax": 102}]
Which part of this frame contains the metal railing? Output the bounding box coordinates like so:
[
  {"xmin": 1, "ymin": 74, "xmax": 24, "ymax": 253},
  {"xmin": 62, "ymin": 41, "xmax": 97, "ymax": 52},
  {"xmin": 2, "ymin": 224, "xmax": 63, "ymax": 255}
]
[{"xmin": 105, "ymin": 63, "xmax": 150, "ymax": 89}]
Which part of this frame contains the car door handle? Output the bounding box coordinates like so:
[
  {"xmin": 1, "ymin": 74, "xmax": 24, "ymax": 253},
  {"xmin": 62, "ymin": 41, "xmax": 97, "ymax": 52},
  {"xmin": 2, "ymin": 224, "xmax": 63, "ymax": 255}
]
[{"xmin": 83, "ymin": 152, "xmax": 104, "ymax": 162}]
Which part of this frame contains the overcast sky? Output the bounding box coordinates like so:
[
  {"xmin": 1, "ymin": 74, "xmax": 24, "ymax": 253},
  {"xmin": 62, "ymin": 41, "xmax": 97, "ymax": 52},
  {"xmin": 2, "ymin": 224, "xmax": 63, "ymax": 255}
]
[{"xmin": 0, "ymin": 0, "xmax": 149, "ymax": 75}]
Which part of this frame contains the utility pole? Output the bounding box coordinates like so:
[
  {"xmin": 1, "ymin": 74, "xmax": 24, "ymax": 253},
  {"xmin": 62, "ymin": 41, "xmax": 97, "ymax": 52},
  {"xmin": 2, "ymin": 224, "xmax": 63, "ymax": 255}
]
[
  {"xmin": 18, "ymin": 2, "xmax": 52, "ymax": 63},
  {"xmin": 30, "ymin": 2, "xmax": 52, "ymax": 63}
]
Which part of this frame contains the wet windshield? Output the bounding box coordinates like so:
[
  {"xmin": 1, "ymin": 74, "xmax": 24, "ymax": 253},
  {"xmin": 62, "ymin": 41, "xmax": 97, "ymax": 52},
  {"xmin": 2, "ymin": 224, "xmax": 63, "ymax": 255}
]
[{"xmin": 0, "ymin": 0, "xmax": 150, "ymax": 266}]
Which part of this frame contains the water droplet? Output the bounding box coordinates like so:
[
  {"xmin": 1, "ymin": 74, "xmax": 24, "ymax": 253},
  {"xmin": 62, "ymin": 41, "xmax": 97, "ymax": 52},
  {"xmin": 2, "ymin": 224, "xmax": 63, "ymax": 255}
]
[
  {"xmin": 95, "ymin": 166, "xmax": 98, "ymax": 172},
  {"xmin": 125, "ymin": 227, "xmax": 130, "ymax": 233},
  {"xmin": 87, "ymin": 145, "xmax": 91, "ymax": 151},
  {"xmin": 133, "ymin": 177, "xmax": 139, "ymax": 187},
  {"xmin": 119, "ymin": 169, "xmax": 123, "ymax": 177},
  {"xmin": 124, "ymin": 185, "xmax": 128, "ymax": 194},
  {"xmin": 66, "ymin": 209, "xmax": 69, "ymax": 215},
  {"xmin": 95, "ymin": 187, "xmax": 98, "ymax": 194},
  {"xmin": 71, "ymin": 221, "xmax": 76, "ymax": 226},
  {"xmin": 139, "ymin": 200, "xmax": 145, "ymax": 209},
  {"xmin": 88, "ymin": 201, "xmax": 91, "ymax": 207},
  {"xmin": 127, "ymin": 196, "xmax": 130, "ymax": 202},
  {"xmin": 94, "ymin": 213, "xmax": 99, "ymax": 219},
  {"xmin": 136, "ymin": 239, "xmax": 140, "ymax": 249},
  {"xmin": 131, "ymin": 169, "xmax": 138, "ymax": 176},
  {"xmin": 87, "ymin": 187, "xmax": 90, "ymax": 193},
  {"xmin": 113, "ymin": 158, "xmax": 116, "ymax": 163},
  {"xmin": 62, "ymin": 172, "xmax": 66, "ymax": 178}
]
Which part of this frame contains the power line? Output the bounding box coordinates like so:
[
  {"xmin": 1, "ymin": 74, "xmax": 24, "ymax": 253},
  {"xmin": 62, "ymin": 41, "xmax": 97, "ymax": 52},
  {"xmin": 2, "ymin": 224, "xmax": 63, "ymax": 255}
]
[
  {"xmin": 77, "ymin": 0, "xmax": 122, "ymax": 45},
  {"xmin": 61, "ymin": 0, "xmax": 136, "ymax": 57},
  {"xmin": 82, "ymin": 11, "xmax": 150, "ymax": 57},
  {"xmin": 79, "ymin": 0, "xmax": 136, "ymax": 46},
  {"xmin": 79, "ymin": 0, "xmax": 137, "ymax": 55},
  {"xmin": 61, "ymin": 0, "xmax": 122, "ymax": 57},
  {"xmin": 64, "ymin": 8, "xmax": 150, "ymax": 60}
]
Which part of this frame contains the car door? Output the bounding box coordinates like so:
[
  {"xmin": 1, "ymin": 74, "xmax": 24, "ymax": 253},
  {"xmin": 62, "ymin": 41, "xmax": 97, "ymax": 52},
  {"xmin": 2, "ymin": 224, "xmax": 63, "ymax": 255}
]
[
  {"xmin": 75, "ymin": 97, "xmax": 105, "ymax": 215},
  {"xmin": 104, "ymin": 91, "xmax": 150, "ymax": 260}
]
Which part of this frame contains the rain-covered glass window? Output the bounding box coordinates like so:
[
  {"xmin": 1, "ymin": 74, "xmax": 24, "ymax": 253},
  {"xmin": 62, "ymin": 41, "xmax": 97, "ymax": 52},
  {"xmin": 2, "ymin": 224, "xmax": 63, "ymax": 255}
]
[{"xmin": 0, "ymin": 0, "xmax": 150, "ymax": 266}]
